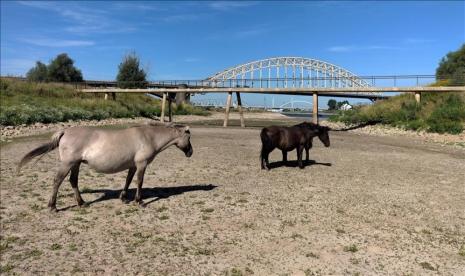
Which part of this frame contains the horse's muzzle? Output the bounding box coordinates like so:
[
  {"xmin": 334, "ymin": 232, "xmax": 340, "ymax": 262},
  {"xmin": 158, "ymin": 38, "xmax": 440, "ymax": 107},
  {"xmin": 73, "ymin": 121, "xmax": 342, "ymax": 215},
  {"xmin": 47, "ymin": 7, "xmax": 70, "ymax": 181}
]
[{"xmin": 184, "ymin": 146, "xmax": 193, "ymax": 157}]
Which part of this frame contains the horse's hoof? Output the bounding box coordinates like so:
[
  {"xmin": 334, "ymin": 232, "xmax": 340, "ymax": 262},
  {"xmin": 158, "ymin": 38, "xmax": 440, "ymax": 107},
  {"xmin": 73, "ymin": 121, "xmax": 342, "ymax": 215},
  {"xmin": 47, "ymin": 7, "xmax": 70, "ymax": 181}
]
[
  {"xmin": 79, "ymin": 202, "xmax": 89, "ymax": 208},
  {"xmin": 49, "ymin": 207, "xmax": 58, "ymax": 213}
]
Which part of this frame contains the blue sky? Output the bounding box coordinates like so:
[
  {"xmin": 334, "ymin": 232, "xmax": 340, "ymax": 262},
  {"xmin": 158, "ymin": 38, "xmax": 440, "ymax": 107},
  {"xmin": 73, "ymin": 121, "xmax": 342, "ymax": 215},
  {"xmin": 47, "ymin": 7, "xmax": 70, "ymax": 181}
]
[{"xmin": 1, "ymin": 1, "xmax": 464, "ymax": 107}]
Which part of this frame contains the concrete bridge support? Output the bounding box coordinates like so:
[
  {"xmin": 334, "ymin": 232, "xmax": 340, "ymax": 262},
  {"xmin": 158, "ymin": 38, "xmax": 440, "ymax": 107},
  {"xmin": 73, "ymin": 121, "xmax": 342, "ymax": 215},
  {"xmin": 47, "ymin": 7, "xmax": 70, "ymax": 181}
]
[
  {"xmin": 236, "ymin": 92, "xmax": 245, "ymax": 128},
  {"xmin": 223, "ymin": 92, "xmax": 233, "ymax": 127},
  {"xmin": 168, "ymin": 93, "xmax": 173, "ymax": 122},
  {"xmin": 313, "ymin": 92, "xmax": 319, "ymax": 124},
  {"xmin": 223, "ymin": 92, "xmax": 245, "ymax": 127},
  {"xmin": 160, "ymin": 92, "xmax": 173, "ymax": 122},
  {"xmin": 161, "ymin": 92, "xmax": 167, "ymax": 122}
]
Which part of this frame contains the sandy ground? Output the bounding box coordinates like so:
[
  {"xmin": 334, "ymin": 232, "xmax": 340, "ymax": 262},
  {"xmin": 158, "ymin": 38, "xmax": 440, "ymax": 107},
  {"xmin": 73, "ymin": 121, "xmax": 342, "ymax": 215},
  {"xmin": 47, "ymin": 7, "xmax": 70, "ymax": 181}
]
[{"xmin": 1, "ymin": 125, "xmax": 465, "ymax": 275}]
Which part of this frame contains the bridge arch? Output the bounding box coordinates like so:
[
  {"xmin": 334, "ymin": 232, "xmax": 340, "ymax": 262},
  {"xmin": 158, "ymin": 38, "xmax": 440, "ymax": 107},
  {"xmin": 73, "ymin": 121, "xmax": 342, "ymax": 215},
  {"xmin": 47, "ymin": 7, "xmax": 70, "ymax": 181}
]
[
  {"xmin": 206, "ymin": 56, "xmax": 371, "ymax": 88},
  {"xmin": 279, "ymin": 100, "xmax": 313, "ymax": 109}
]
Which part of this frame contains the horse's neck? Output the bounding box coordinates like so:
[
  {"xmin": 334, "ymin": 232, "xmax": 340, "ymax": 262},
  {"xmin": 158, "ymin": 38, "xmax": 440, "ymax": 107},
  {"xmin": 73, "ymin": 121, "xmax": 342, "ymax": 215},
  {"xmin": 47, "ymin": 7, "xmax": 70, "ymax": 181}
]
[
  {"xmin": 306, "ymin": 129, "xmax": 318, "ymax": 138},
  {"xmin": 151, "ymin": 128, "xmax": 179, "ymax": 152}
]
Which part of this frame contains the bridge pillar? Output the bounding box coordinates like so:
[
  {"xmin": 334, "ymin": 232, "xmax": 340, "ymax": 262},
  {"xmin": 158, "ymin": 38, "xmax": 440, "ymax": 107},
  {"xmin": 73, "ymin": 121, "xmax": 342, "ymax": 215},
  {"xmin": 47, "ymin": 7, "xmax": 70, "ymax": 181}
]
[
  {"xmin": 161, "ymin": 92, "xmax": 167, "ymax": 122},
  {"xmin": 313, "ymin": 92, "xmax": 319, "ymax": 124},
  {"xmin": 223, "ymin": 92, "xmax": 233, "ymax": 127},
  {"xmin": 415, "ymin": 92, "xmax": 421, "ymax": 104},
  {"xmin": 104, "ymin": 93, "xmax": 109, "ymax": 100},
  {"xmin": 236, "ymin": 92, "xmax": 245, "ymax": 127},
  {"xmin": 168, "ymin": 93, "xmax": 173, "ymax": 122}
]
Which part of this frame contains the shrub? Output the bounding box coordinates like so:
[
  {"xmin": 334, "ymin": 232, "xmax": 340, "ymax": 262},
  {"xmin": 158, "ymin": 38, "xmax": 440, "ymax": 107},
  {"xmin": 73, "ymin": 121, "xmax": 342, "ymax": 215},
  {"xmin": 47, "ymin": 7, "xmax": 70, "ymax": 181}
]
[{"xmin": 330, "ymin": 92, "xmax": 465, "ymax": 134}]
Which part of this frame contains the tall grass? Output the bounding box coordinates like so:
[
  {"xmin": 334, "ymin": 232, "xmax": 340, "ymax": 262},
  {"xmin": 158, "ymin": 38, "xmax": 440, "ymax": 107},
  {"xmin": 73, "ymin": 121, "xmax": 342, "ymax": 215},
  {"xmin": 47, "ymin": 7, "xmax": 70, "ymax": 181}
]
[
  {"xmin": 0, "ymin": 78, "xmax": 208, "ymax": 126},
  {"xmin": 329, "ymin": 92, "xmax": 465, "ymax": 134}
]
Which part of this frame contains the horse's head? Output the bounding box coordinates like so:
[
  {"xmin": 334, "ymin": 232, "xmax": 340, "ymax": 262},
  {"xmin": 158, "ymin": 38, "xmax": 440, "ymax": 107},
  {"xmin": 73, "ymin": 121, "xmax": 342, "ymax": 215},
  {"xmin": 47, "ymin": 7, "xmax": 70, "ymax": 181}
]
[
  {"xmin": 316, "ymin": 125, "xmax": 330, "ymax": 147},
  {"xmin": 174, "ymin": 125, "xmax": 193, "ymax": 157}
]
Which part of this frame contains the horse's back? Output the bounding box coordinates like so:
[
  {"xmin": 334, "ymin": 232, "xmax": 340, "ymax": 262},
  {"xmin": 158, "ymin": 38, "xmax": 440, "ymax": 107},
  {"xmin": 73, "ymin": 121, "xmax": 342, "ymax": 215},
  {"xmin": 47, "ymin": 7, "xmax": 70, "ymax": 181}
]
[
  {"xmin": 261, "ymin": 125, "xmax": 305, "ymax": 151},
  {"xmin": 58, "ymin": 127, "xmax": 147, "ymax": 172}
]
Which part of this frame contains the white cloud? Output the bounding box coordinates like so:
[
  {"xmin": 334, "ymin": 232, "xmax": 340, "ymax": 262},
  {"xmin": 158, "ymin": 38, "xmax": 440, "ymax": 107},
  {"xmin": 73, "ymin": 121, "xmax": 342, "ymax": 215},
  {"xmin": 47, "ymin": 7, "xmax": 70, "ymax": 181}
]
[
  {"xmin": 404, "ymin": 38, "xmax": 435, "ymax": 44},
  {"xmin": 208, "ymin": 1, "xmax": 259, "ymax": 11},
  {"xmin": 160, "ymin": 14, "xmax": 201, "ymax": 23},
  {"xmin": 113, "ymin": 3, "xmax": 163, "ymax": 11},
  {"xmin": 17, "ymin": 1, "xmax": 136, "ymax": 35},
  {"xmin": 1, "ymin": 58, "xmax": 37, "ymax": 75},
  {"xmin": 21, "ymin": 38, "xmax": 95, "ymax": 47},
  {"xmin": 184, "ymin": 58, "xmax": 200, "ymax": 63},
  {"xmin": 327, "ymin": 45, "xmax": 401, "ymax": 52}
]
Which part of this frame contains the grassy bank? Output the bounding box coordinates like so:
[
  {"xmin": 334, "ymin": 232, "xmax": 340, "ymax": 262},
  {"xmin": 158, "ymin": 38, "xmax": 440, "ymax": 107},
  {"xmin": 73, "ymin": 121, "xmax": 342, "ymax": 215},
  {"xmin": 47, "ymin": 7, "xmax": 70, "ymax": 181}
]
[
  {"xmin": 329, "ymin": 92, "xmax": 465, "ymax": 134},
  {"xmin": 0, "ymin": 78, "xmax": 208, "ymax": 126}
]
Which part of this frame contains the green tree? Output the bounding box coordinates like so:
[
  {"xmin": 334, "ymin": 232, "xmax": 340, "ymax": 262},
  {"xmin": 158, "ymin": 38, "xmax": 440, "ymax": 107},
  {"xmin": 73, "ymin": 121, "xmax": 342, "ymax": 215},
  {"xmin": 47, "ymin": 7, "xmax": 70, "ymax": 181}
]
[
  {"xmin": 47, "ymin": 53, "xmax": 83, "ymax": 82},
  {"xmin": 116, "ymin": 52, "xmax": 147, "ymax": 88},
  {"xmin": 327, "ymin": 99, "xmax": 337, "ymax": 110},
  {"xmin": 436, "ymin": 44, "xmax": 465, "ymax": 85},
  {"xmin": 26, "ymin": 61, "xmax": 48, "ymax": 82}
]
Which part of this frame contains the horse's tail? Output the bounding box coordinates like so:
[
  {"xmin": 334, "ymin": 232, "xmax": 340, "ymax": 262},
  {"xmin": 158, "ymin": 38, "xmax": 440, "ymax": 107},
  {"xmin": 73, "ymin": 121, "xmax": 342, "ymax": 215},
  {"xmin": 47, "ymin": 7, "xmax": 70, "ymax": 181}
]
[
  {"xmin": 260, "ymin": 128, "xmax": 272, "ymax": 160},
  {"xmin": 17, "ymin": 130, "xmax": 65, "ymax": 173}
]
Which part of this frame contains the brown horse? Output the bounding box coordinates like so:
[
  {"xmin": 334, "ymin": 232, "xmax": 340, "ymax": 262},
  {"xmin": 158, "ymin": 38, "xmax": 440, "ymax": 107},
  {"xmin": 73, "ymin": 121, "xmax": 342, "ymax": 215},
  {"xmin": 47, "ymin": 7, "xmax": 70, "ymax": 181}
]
[
  {"xmin": 260, "ymin": 122, "xmax": 330, "ymax": 170},
  {"xmin": 18, "ymin": 123, "xmax": 193, "ymax": 211}
]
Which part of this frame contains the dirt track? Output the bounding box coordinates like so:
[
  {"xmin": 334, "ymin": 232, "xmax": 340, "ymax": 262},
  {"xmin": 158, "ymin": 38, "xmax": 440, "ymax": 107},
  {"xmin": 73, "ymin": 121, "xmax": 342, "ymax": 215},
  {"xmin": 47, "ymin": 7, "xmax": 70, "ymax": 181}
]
[{"xmin": 1, "ymin": 126, "xmax": 464, "ymax": 275}]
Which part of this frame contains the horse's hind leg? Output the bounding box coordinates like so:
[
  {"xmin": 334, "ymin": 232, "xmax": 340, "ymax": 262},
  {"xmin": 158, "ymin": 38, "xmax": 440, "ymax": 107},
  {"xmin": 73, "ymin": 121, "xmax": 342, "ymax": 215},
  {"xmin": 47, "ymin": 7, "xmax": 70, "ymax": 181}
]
[
  {"xmin": 261, "ymin": 148, "xmax": 271, "ymax": 170},
  {"xmin": 305, "ymin": 147, "xmax": 309, "ymax": 161},
  {"xmin": 69, "ymin": 163, "xmax": 86, "ymax": 207},
  {"xmin": 134, "ymin": 163, "xmax": 147, "ymax": 205},
  {"xmin": 48, "ymin": 162, "xmax": 74, "ymax": 212},
  {"xmin": 120, "ymin": 167, "xmax": 136, "ymax": 203}
]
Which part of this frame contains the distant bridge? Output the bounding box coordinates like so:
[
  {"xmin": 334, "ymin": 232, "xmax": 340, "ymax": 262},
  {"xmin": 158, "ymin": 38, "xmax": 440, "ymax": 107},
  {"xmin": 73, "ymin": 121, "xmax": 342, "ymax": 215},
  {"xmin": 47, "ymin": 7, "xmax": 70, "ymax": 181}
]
[
  {"xmin": 279, "ymin": 100, "xmax": 314, "ymax": 109},
  {"xmin": 78, "ymin": 56, "xmax": 464, "ymax": 126}
]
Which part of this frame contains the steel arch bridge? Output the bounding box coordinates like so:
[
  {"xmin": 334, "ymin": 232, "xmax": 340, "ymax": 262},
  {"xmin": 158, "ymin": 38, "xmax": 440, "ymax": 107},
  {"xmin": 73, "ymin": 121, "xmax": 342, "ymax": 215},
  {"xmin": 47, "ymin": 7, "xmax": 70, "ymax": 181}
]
[
  {"xmin": 206, "ymin": 56, "xmax": 372, "ymax": 93},
  {"xmin": 279, "ymin": 100, "xmax": 314, "ymax": 109}
]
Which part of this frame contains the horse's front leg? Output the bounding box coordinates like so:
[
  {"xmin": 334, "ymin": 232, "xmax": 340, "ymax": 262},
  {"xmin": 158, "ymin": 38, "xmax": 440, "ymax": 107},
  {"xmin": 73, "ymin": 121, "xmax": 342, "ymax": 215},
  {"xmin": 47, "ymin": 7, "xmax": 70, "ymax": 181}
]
[
  {"xmin": 282, "ymin": 150, "xmax": 287, "ymax": 163},
  {"xmin": 297, "ymin": 146, "xmax": 304, "ymax": 169},
  {"xmin": 120, "ymin": 167, "xmax": 136, "ymax": 203},
  {"xmin": 134, "ymin": 162, "xmax": 147, "ymax": 205},
  {"xmin": 305, "ymin": 147, "xmax": 309, "ymax": 161}
]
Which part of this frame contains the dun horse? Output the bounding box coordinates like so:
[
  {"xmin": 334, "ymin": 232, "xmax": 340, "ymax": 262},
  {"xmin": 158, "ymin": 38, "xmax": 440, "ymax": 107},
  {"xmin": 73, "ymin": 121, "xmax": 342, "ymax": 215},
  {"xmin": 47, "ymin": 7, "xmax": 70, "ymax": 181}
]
[
  {"xmin": 17, "ymin": 123, "xmax": 193, "ymax": 211},
  {"xmin": 260, "ymin": 122, "xmax": 330, "ymax": 170}
]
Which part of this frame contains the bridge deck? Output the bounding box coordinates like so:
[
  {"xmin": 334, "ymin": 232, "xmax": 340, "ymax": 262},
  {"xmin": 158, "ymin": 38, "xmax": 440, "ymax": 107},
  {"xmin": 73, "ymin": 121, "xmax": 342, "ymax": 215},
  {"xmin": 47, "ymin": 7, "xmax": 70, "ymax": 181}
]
[{"xmin": 81, "ymin": 86, "xmax": 464, "ymax": 99}]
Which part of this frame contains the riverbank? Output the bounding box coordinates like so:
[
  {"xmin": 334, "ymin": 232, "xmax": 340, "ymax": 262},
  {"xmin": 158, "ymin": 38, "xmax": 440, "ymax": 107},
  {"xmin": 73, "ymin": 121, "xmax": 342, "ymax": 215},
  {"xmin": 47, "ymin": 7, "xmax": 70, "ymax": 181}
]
[
  {"xmin": 1, "ymin": 126, "xmax": 464, "ymax": 275},
  {"xmin": 1, "ymin": 111, "xmax": 464, "ymax": 149}
]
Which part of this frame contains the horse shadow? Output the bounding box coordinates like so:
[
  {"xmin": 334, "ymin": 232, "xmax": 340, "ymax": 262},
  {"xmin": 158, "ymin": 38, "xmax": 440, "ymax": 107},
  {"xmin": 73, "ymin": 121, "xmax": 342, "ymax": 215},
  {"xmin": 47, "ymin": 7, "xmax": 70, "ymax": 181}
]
[
  {"xmin": 80, "ymin": 184, "xmax": 217, "ymax": 207},
  {"xmin": 268, "ymin": 159, "xmax": 332, "ymax": 169}
]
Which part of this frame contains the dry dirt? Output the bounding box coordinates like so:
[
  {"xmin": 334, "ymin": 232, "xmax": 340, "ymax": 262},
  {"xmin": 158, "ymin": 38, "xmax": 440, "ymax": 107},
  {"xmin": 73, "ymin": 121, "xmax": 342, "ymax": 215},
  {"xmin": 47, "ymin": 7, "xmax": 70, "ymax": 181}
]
[{"xmin": 1, "ymin": 125, "xmax": 464, "ymax": 275}]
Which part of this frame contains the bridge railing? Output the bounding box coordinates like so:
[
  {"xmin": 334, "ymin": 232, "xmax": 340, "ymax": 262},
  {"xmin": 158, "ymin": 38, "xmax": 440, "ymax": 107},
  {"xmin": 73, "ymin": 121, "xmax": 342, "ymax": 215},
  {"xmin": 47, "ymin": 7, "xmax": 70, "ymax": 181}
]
[
  {"xmin": 77, "ymin": 75, "xmax": 458, "ymax": 89},
  {"xmin": 3, "ymin": 75, "xmax": 462, "ymax": 90}
]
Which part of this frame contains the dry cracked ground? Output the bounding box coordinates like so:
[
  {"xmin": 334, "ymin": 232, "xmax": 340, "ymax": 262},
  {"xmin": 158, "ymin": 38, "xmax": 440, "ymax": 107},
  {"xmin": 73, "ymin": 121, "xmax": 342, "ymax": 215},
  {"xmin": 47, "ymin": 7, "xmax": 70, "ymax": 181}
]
[{"xmin": 1, "ymin": 126, "xmax": 464, "ymax": 275}]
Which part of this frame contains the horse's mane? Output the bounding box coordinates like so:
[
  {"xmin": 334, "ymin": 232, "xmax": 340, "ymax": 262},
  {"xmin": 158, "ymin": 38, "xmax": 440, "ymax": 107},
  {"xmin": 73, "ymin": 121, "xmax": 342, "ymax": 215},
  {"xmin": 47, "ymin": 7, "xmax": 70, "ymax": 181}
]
[{"xmin": 295, "ymin": 122, "xmax": 330, "ymax": 131}]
